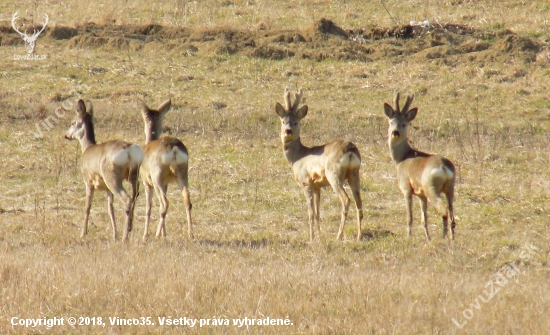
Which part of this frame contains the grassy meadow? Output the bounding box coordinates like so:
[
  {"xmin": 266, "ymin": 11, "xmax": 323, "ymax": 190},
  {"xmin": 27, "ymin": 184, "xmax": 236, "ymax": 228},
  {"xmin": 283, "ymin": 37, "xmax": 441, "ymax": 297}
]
[{"xmin": 0, "ymin": 0, "xmax": 550, "ymax": 334}]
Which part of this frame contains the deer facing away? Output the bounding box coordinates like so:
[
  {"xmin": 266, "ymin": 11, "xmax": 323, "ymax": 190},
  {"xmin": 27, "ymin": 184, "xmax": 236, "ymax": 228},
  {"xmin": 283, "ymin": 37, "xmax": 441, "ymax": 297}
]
[
  {"xmin": 275, "ymin": 88, "xmax": 363, "ymax": 242},
  {"xmin": 384, "ymin": 92, "xmax": 456, "ymax": 240},
  {"xmin": 138, "ymin": 99, "xmax": 193, "ymax": 241},
  {"xmin": 65, "ymin": 100, "xmax": 143, "ymax": 241}
]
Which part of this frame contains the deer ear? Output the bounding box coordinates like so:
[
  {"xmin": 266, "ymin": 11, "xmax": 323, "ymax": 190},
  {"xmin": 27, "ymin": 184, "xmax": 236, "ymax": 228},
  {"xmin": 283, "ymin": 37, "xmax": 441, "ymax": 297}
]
[
  {"xmin": 406, "ymin": 108, "xmax": 418, "ymax": 121},
  {"xmin": 76, "ymin": 99, "xmax": 87, "ymax": 116},
  {"xmin": 157, "ymin": 99, "xmax": 171, "ymax": 115},
  {"xmin": 384, "ymin": 103, "xmax": 395, "ymax": 118},
  {"xmin": 137, "ymin": 99, "xmax": 149, "ymax": 115},
  {"xmin": 85, "ymin": 100, "xmax": 93, "ymax": 116},
  {"xmin": 295, "ymin": 105, "xmax": 308, "ymax": 120},
  {"xmin": 275, "ymin": 102, "xmax": 286, "ymax": 118}
]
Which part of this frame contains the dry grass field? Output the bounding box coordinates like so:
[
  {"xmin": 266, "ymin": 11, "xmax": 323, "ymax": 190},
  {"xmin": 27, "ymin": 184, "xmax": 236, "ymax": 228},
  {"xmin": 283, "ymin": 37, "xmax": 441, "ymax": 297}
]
[{"xmin": 1, "ymin": 0, "xmax": 550, "ymax": 334}]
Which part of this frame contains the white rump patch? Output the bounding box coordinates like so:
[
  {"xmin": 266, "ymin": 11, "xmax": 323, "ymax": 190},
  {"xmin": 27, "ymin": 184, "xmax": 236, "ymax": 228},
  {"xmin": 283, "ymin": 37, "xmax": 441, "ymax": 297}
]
[
  {"xmin": 113, "ymin": 145, "xmax": 143, "ymax": 167},
  {"xmin": 161, "ymin": 147, "xmax": 188, "ymax": 166},
  {"xmin": 112, "ymin": 149, "xmax": 129, "ymax": 166},
  {"xmin": 430, "ymin": 165, "xmax": 454, "ymax": 180},
  {"xmin": 340, "ymin": 152, "xmax": 361, "ymax": 169},
  {"xmin": 127, "ymin": 144, "xmax": 144, "ymax": 166}
]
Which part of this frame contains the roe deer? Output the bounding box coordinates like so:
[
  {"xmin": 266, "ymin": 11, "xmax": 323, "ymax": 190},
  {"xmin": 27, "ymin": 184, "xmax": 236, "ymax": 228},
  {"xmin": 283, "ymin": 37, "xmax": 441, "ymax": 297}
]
[
  {"xmin": 275, "ymin": 88, "xmax": 363, "ymax": 242},
  {"xmin": 383, "ymin": 91, "xmax": 456, "ymax": 240},
  {"xmin": 138, "ymin": 99, "xmax": 192, "ymax": 241},
  {"xmin": 65, "ymin": 100, "xmax": 143, "ymax": 241}
]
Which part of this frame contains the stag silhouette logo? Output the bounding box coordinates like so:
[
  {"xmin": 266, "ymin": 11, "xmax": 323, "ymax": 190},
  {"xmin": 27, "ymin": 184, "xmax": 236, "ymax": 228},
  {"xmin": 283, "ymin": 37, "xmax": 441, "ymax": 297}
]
[{"xmin": 11, "ymin": 12, "xmax": 49, "ymax": 54}]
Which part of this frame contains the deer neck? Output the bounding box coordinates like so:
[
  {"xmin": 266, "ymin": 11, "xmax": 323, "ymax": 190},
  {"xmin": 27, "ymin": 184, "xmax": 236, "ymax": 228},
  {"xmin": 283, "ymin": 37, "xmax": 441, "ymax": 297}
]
[
  {"xmin": 144, "ymin": 123, "xmax": 162, "ymax": 144},
  {"xmin": 79, "ymin": 120, "xmax": 97, "ymax": 153},
  {"xmin": 283, "ymin": 137, "xmax": 308, "ymax": 164},
  {"xmin": 389, "ymin": 137, "xmax": 415, "ymax": 164},
  {"xmin": 144, "ymin": 131, "xmax": 159, "ymax": 144}
]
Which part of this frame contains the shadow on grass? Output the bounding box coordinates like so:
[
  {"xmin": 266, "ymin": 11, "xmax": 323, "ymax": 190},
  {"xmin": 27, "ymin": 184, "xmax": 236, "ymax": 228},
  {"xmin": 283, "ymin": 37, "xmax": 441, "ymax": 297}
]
[
  {"xmin": 197, "ymin": 238, "xmax": 273, "ymax": 249},
  {"xmin": 196, "ymin": 229, "xmax": 396, "ymax": 248},
  {"xmin": 360, "ymin": 228, "xmax": 396, "ymax": 240}
]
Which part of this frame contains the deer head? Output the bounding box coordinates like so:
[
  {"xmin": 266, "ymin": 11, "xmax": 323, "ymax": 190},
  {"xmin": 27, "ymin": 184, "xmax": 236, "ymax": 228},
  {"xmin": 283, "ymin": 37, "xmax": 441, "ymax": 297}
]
[
  {"xmin": 275, "ymin": 88, "xmax": 308, "ymax": 144},
  {"xmin": 384, "ymin": 91, "xmax": 418, "ymax": 144},
  {"xmin": 137, "ymin": 99, "xmax": 172, "ymax": 144},
  {"xmin": 12, "ymin": 12, "xmax": 49, "ymax": 54},
  {"xmin": 65, "ymin": 100, "xmax": 95, "ymax": 145}
]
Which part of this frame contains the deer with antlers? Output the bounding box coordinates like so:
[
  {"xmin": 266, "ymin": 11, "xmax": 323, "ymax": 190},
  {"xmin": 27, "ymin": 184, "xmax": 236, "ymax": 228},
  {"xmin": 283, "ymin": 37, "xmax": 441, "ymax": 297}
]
[
  {"xmin": 383, "ymin": 92, "xmax": 456, "ymax": 240},
  {"xmin": 138, "ymin": 99, "xmax": 193, "ymax": 241},
  {"xmin": 11, "ymin": 12, "xmax": 48, "ymax": 54},
  {"xmin": 65, "ymin": 100, "xmax": 143, "ymax": 241},
  {"xmin": 275, "ymin": 88, "xmax": 363, "ymax": 242}
]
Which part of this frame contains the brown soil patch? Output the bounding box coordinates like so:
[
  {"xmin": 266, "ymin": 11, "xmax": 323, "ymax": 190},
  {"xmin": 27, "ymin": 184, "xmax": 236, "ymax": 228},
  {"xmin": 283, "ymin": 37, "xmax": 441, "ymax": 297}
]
[{"xmin": 1, "ymin": 18, "xmax": 545, "ymax": 65}]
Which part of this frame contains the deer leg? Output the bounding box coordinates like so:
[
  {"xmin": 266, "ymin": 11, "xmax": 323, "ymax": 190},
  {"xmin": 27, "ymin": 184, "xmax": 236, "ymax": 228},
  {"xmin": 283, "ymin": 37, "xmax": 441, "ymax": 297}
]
[
  {"xmin": 118, "ymin": 188, "xmax": 132, "ymax": 242},
  {"xmin": 426, "ymin": 187, "xmax": 450, "ymax": 240},
  {"xmin": 153, "ymin": 180, "xmax": 169, "ymax": 238},
  {"xmin": 441, "ymin": 209, "xmax": 449, "ymax": 239},
  {"xmin": 127, "ymin": 168, "xmax": 140, "ymax": 233},
  {"xmin": 348, "ymin": 170, "xmax": 363, "ymax": 242},
  {"xmin": 176, "ymin": 168, "xmax": 194, "ymax": 239},
  {"xmin": 418, "ymin": 195, "xmax": 430, "ymax": 241},
  {"xmin": 446, "ymin": 186, "xmax": 455, "ymax": 240},
  {"xmin": 329, "ymin": 176, "xmax": 350, "ymax": 241},
  {"xmin": 313, "ymin": 187, "xmax": 321, "ymax": 237},
  {"xmin": 82, "ymin": 184, "xmax": 94, "ymax": 238},
  {"xmin": 302, "ymin": 186, "xmax": 315, "ymax": 242},
  {"xmin": 404, "ymin": 191, "xmax": 413, "ymax": 237},
  {"xmin": 143, "ymin": 182, "xmax": 153, "ymax": 241},
  {"xmin": 106, "ymin": 190, "xmax": 117, "ymax": 241},
  {"xmin": 103, "ymin": 173, "xmax": 131, "ymax": 242}
]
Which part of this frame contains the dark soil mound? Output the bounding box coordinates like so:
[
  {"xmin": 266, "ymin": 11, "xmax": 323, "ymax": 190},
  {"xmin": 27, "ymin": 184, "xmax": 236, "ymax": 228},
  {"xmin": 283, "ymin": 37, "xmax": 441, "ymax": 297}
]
[
  {"xmin": 0, "ymin": 18, "xmax": 545, "ymax": 65},
  {"xmin": 303, "ymin": 18, "xmax": 349, "ymax": 42},
  {"xmin": 47, "ymin": 26, "xmax": 78, "ymax": 40}
]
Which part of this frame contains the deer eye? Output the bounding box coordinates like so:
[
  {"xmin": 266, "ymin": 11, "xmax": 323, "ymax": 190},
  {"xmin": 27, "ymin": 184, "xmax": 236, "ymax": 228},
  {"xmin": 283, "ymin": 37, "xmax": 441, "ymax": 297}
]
[{"xmin": 402, "ymin": 124, "xmax": 406, "ymax": 127}]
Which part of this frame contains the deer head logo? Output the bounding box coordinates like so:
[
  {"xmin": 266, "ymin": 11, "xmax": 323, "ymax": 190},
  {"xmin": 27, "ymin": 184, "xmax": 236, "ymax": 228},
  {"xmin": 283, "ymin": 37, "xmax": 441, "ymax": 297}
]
[{"xmin": 11, "ymin": 12, "xmax": 49, "ymax": 54}]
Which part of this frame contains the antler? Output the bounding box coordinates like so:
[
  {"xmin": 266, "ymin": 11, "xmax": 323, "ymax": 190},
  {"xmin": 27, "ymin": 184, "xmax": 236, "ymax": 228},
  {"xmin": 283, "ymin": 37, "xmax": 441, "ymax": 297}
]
[
  {"xmin": 393, "ymin": 91, "xmax": 401, "ymax": 113},
  {"xmin": 291, "ymin": 89, "xmax": 303, "ymax": 112},
  {"xmin": 31, "ymin": 14, "xmax": 49, "ymax": 38},
  {"xmin": 11, "ymin": 12, "xmax": 27, "ymax": 38},
  {"xmin": 401, "ymin": 94, "xmax": 415, "ymax": 114},
  {"xmin": 284, "ymin": 87, "xmax": 292, "ymax": 110},
  {"xmin": 12, "ymin": 12, "xmax": 49, "ymax": 38},
  {"xmin": 282, "ymin": 87, "xmax": 304, "ymax": 113},
  {"xmin": 392, "ymin": 91, "xmax": 415, "ymax": 114}
]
